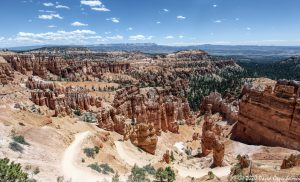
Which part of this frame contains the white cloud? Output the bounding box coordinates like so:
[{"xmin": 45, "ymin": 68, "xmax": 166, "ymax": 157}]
[
  {"xmin": 165, "ymin": 35, "xmax": 174, "ymax": 39},
  {"xmin": 104, "ymin": 31, "xmax": 111, "ymax": 34},
  {"xmin": 163, "ymin": 9, "xmax": 169, "ymax": 12},
  {"xmin": 106, "ymin": 35, "xmax": 123, "ymax": 40},
  {"xmin": 127, "ymin": 27, "xmax": 133, "ymax": 31},
  {"xmin": 13, "ymin": 30, "xmax": 99, "ymax": 45},
  {"xmin": 246, "ymin": 27, "xmax": 251, "ymax": 30},
  {"xmin": 214, "ymin": 20, "xmax": 222, "ymax": 23},
  {"xmin": 71, "ymin": 21, "xmax": 88, "ymax": 26},
  {"xmin": 129, "ymin": 35, "xmax": 153, "ymax": 41},
  {"xmin": 43, "ymin": 2, "xmax": 54, "ymax": 7},
  {"xmin": 156, "ymin": 21, "xmax": 161, "ymax": 24},
  {"xmin": 38, "ymin": 10, "xmax": 55, "ymax": 13},
  {"xmin": 177, "ymin": 15, "xmax": 186, "ymax": 20},
  {"xmin": 80, "ymin": 0, "xmax": 102, "ymax": 6},
  {"xmin": 56, "ymin": 5, "xmax": 70, "ymax": 9},
  {"xmin": 106, "ymin": 17, "xmax": 119, "ymax": 23},
  {"xmin": 179, "ymin": 35, "xmax": 184, "ymax": 39},
  {"xmin": 38, "ymin": 14, "xmax": 63, "ymax": 20},
  {"xmin": 91, "ymin": 7, "xmax": 110, "ymax": 11},
  {"xmin": 0, "ymin": 37, "xmax": 4, "ymax": 41},
  {"xmin": 213, "ymin": 4, "xmax": 217, "ymax": 8},
  {"xmin": 48, "ymin": 25, "xmax": 57, "ymax": 28},
  {"xmin": 80, "ymin": 0, "xmax": 110, "ymax": 12}
]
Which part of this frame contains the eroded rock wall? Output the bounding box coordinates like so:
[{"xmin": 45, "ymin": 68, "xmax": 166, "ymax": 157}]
[
  {"xmin": 232, "ymin": 80, "xmax": 300, "ymax": 150},
  {"xmin": 97, "ymin": 85, "xmax": 194, "ymax": 135}
]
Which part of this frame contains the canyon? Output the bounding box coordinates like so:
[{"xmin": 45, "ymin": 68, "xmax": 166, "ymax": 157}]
[{"xmin": 0, "ymin": 50, "xmax": 299, "ymax": 182}]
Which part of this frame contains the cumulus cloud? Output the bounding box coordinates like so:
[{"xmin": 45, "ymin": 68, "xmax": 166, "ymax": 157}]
[
  {"xmin": 43, "ymin": 2, "xmax": 54, "ymax": 7},
  {"xmin": 56, "ymin": 5, "xmax": 70, "ymax": 9},
  {"xmin": 213, "ymin": 4, "xmax": 217, "ymax": 8},
  {"xmin": 106, "ymin": 17, "xmax": 119, "ymax": 23},
  {"xmin": 81, "ymin": 0, "xmax": 110, "ymax": 12},
  {"xmin": 71, "ymin": 21, "xmax": 88, "ymax": 26},
  {"xmin": 163, "ymin": 9, "xmax": 169, "ymax": 12},
  {"xmin": 38, "ymin": 10, "xmax": 55, "ymax": 13},
  {"xmin": 38, "ymin": 14, "xmax": 63, "ymax": 20},
  {"xmin": 246, "ymin": 27, "xmax": 251, "ymax": 30},
  {"xmin": 48, "ymin": 25, "xmax": 57, "ymax": 28},
  {"xmin": 129, "ymin": 35, "xmax": 153, "ymax": 41},
  {"xmin": 156, "ymin": 21, "xmax": 161, "ymax": 24},
  {"xmin": 91, "ymin": 7, "xmax": 110, "ymax": 11},
  {"xmin": 177, "ymin": 15, "xmax": 186, "ymax": 20},
  {"xmin": 165, "ymin": 35, "xmax": 174, "ymax": 39},
  {"xmin": 127, "ymin": 27, "xmax": 133, "ymax": 31},
  {"xmin": 179, "ymin": 35, "xmax": 184, "ymax": 39},
  {"xmin": 214, "ymin": 20, "xmax": 222, "ymax": 23},
  {"xmin": 106, "ymin": 35, "xmax": 123, "ymax": 40},
  {"xmin": 12, "ymin": 30, "xmax": 99, "ymax": 45},
  {"xmin": 80, "ymin": 0, "xmax": 101, "ymax": 6}
]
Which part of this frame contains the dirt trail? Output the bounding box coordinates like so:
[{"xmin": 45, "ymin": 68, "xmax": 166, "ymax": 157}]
[{"xmin": 62, "ymin": 131, "xmax": 107, "ymax": 182}]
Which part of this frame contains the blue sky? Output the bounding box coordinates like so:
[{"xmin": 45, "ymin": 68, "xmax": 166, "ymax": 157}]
[{"xmin": 0, "ymin": 0, "xmax": 300, "ymax": 47}]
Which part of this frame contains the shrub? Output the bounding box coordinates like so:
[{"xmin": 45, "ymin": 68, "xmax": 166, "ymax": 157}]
[
  {"xmin": 9, "ymin": 142, "xmax": 24, "ymax": 153},
  {"xmin": 83, "ymin": 147, "xmax": 95, "ymax": 158},
  {"xmin": 112, "ymin": 172, "xmax": 120, "ymax": 182},
  {"xmin": 99, "ymin": 163, "xmax": 114, "ymax": 174},
  {"xmin": 127, "ymin": 164, "xmax": 149, "ymax": 182},
  {"xmin": 94, "ymin": 146, "xmax": 100, "ymax": 154},
  {"xmin": 0, "ymin": 158, "xmax": 33, "ymax": 181},
  {"xmin": 164, "ymin": 166, "xmax": 176, "ymax": 182},
  {"xmin": 155, "ymin": 166, "xmax": 176, "ymax": 182},
  {"xmin": 88, "ymin": 163, "xmax": 102, "ymax": 173},
  {"xmin": 170, "ymin": 151, "xmax": 175, "ymax": 162},
  {"xmin": 81, "ymin": 158, "xmax": 85, "ymax": 163},
  {"xmin": 74, "ymin": 109, "xmax": 81, "ymax": 116},
  {"xmin": 87, "ymin": 163, "xmax": 114, "ymax": 174},
  {"xmin": 208, "ymin": 171, "xmax": 214, "ymax": 179},
  {"xmin": 143, "ymin": 164, "xmax": 156, "ymax": 175},
  {"xmin": 185, "ymin": 148, "xmax": 192, "ymax": 156},
  {"xmin": 13, "ymin": 135, "xmax": 30, "ymax": 145},
  {"xmin": 33, "ymin": 167, "xmax": 40, "ymax": 175},
  {"xmin": 155, "ymin": 167, "xmax": 166, "ymax": 182}
]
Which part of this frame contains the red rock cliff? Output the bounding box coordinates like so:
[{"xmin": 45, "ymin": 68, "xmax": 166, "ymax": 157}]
[{"xmin": 232, "ymin": 80, "xmax": 300, "ymax": 150}]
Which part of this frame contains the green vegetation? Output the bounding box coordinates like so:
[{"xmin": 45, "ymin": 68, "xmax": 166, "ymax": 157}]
[
  {"xmin": 142, "ymin": 164, "xmax": 156, "ymax": 175},
  {"xmin": 83, "ymin": 147, "xmax": 95, "ymax": 158},
  {"xmin": 94, "ymin": 146, "xmax": 100, "ymax": 154},
  {"xmin": 155, "ymin": 166, "xmax": 176, "ymax": 182},
  {"xmin": 237, "ymin": 56, "xmax": 300, "ymax": 80},
  {"xmin": 83, "ymin": 146, "xmax": 100, "ymax": 158},
  {"xmin": 170, "ymin": 151, "xmax": 175, "ymax": 162},
  {"xmin": 87, "ymin": 163, "xmax": 114, "ymax": 174},
  {"xmin": 13, "ymin": 135, "xmax": 30, "ymax": 146},
  {"xmin": 208, "ymin": 171, "xmax": 215, "ymax": 180},
  {"xmin": 127, "ymin": 164, "xmax": 150, "ymax": 182},
  {"xmin": 33, "ymin": 167, "xmax": 40, "ymax": 175},
  {"xmin": 0, "ymin": 158, "xmax": 34, "ymax": 182},
  {"xmin": 186, "ymin": 68, "xmax": 246, "ymax": 111},
  {"xmin": 9, "ymin": 142, "xmax": 24, "ymax": 153},
  {"xmin": 112, "ymin": 172, "xmax": 120, "ymax": 182}
]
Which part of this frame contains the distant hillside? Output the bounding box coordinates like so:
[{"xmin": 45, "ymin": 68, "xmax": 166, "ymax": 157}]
[
  {"xmin": 7, "ymin": 43, "xmax": 300, "ymax": 58},
  {"xmin": 238, "ymin": 56, "xmax": 300, "ymax": 80}
]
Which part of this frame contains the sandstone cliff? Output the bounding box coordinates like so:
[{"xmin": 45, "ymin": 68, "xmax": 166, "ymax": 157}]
[
  {"xmin": 97, "ymin": 86, "xmax": 194, "ymax": 135},
  {"xmin": 0, "ymin": 57, "xmax": 14, "ymax": 85},
  {"xmin": 232, "ymin": 80, "xmax": 300, "ymax": 151}
]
